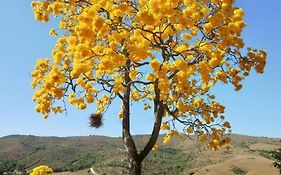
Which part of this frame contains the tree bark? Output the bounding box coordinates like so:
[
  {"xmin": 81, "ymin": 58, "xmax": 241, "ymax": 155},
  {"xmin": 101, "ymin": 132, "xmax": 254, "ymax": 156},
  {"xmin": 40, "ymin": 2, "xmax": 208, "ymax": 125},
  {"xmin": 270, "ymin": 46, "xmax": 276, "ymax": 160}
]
[
  {"xmin": 128, "ymin": 157, "xmax": 142, "ymax": 175},
  {"xmin": 122, "ymin": 61, "xmax": 165, "ymax": 174},
  {"xmin": 122, "ymin": 60, "xmax": 141, "ymax": 174},
  {"xmin": 139, "ymin": 80, "xmax": 165, "ymax": 161}
]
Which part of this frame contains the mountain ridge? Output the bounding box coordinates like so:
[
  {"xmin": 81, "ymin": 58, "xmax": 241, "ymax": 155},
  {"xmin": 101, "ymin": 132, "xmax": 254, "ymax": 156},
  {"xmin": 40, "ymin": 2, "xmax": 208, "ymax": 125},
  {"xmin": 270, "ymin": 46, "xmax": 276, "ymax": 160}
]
[{"xmin": 0, "ymin": 134, "xmax": 280, "ymax": 174}]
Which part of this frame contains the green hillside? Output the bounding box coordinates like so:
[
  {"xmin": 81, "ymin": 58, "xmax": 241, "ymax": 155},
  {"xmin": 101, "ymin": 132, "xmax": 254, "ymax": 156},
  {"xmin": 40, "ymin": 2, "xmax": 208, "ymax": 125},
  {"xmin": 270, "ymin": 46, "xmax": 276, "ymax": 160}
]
[{"xmin": 0, "ymin": 134, "xmax": 280, "ymax": 175}]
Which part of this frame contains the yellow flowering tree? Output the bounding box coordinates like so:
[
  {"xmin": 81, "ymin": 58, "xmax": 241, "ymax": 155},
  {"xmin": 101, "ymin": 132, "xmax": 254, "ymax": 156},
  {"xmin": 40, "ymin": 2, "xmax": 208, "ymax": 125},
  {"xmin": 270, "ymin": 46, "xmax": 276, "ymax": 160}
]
[{"xmin": 31, "ymin": 0, "xmax": 266, "ymax": 174}]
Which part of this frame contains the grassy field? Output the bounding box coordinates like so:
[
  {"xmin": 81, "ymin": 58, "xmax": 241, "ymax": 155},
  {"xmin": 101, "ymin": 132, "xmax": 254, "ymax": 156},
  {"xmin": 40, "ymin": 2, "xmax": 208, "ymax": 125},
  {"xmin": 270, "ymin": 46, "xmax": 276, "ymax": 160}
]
[{"xmin": 0, "ymin": 134, "xmax": 280, "ymax": 175}]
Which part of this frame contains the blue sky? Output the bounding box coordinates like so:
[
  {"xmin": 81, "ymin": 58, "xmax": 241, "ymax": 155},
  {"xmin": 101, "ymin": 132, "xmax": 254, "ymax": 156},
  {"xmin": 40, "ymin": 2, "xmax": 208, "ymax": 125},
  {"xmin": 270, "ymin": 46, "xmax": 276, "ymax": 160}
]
[{"xmin": 0, "ymin": 0, "xmax": 280, "ymax": 138}]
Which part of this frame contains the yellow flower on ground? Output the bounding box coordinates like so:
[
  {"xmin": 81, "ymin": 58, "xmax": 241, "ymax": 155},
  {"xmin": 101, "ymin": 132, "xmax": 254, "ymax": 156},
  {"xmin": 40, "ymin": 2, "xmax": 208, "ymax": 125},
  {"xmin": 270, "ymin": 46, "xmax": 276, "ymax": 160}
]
[{"xmin": 30, "ymin": 165, "xmax": 53, "ymax": 175}]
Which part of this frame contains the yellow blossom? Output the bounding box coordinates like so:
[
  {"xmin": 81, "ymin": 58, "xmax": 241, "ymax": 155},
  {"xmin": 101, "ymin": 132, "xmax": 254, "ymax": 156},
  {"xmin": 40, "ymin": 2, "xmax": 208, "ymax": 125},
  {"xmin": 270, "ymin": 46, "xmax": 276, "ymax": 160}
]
[
  {"xmin": 30, "ymin": 165, "xmax": 53, "ymax": 175},
  {"xmin": 49, "ymin": 28, "xmax": 57, "ymax": 36},
  {"xmin": 150, "ymin": 59, "xmax": 161, "ymax": 72}
]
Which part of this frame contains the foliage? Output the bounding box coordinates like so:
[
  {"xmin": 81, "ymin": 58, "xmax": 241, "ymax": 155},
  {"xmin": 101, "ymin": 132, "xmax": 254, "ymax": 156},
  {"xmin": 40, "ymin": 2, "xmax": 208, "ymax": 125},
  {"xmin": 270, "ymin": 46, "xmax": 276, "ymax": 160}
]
[
  {"xmin": 31, "ymin": 0, "xmax": 266, "ymax": 151},
  {"xmin": 143, "ymin": 148, "xmax": 193, "ymax": 174},
  {"xmin": 236, "ymin": 141, "xmax": 249, "ymax": 149},
  {"xmin": 63, "ymin": 154, "xmax": 102, "ymax": 172},
  {"xmin": 255, "ymin": 150, "xmax": 272, "ymax": 160},
  {"xmin": 271, "ymin": 148, "xmax": 281, "ymax": 174},
  {"xmin": 0, "ymin": 159, "xmax": 26, "ymax": 174},
  {"xmin": 106, "ymin": 160, "xmax": 128, "ymax": 168},
  {"xmin": 0, "ymin": 160, "xmax": 16, "ymax": 174},
  {"xmin": 231, "ymin": 166, "xmax": 247, "ymax": 175}
]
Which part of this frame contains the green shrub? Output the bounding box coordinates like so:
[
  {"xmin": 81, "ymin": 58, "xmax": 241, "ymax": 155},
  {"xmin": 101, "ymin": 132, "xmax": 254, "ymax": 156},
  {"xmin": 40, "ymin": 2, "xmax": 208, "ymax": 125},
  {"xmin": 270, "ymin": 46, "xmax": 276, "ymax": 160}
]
[
  {"xmin": 0, "ymin": 160, "xmax": 25, "ymax": 174},
  {"xmin": 270, "ymin": 148, "xmax": 281, "ymax": 174},
  {"xmin": 143, "ymin": 148, "xmax": 193, "ymax": 174},
  {"xmin": 231, "ymin": 166, "xmax": 247, "ymax": 175},
  {"xmin": 107, "ymin": 160, "xmax": 127, "ymax": 168},
  {"xmin": 63, "ymin": 154, "xmax": 102, "ymax": 172}
]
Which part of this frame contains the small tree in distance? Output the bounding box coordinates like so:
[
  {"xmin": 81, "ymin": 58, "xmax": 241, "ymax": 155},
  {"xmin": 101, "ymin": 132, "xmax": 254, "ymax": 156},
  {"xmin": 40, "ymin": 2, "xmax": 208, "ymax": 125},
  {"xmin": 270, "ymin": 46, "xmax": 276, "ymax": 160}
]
[{"xmin": 31, "ymin": 0, "xmax": 266, "ymax": 174}]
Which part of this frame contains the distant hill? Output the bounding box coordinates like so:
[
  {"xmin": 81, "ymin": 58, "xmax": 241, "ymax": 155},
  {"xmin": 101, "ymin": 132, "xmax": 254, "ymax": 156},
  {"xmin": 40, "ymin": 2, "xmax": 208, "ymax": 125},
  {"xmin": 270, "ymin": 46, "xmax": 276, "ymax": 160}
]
[{"xmin": 0, "ymin": 134, "xmax": 280, "ymax": 175}]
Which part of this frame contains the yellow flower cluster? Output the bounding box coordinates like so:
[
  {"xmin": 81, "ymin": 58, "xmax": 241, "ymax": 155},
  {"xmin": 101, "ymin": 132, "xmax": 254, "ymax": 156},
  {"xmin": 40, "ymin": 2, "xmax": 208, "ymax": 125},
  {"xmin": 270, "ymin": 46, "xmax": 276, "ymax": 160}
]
[
  {"xmin": 163, "ymin": 130, "xmax": 178, "ymax": 144},
  {"xmin": 152, "ymin": 144, "xmax": 159, "ymax": 152},
  {"xmin": 196, "ymin": 128, "xmax": 231, "ymax": 150},
  {"xmin": 49, "ymin": 28, "xmax": 57, "ymax": 36},
  {"xmin": 149, "ymin": 59, "xmax": 161, "ymax": 72},
  {"xmin": 161, "ymin": 123, "xmax": 170, "ymax": 130},
  {"xmin": 241, "ymin": 49, "xmax": 267, "ymax": 74},
  {"xmin": 30, "ymin": 165, "xmax": 53, "ymax": 175},
  {"xmin": 32, "ymin": 58, "xmax": 66, "ymax": 117}
]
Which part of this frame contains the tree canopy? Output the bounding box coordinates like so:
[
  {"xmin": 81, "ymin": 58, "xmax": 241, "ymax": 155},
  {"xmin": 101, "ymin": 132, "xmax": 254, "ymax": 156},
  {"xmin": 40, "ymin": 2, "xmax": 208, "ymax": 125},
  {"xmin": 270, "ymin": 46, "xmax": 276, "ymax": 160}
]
[{"xmin": 31, "ymin": 0, "xmax": 266, "ymax": 174}]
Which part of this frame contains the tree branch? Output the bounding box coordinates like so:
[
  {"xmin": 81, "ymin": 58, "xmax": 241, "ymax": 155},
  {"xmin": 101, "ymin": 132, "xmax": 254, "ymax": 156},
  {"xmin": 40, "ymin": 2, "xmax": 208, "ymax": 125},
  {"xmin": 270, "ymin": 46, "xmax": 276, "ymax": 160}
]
[
  {"xmin": 122, "ymin": 60, "xmax": 139, "ymax": 163},
  {"xmin": 139, "ymin": 79, "xmax": 165, "ymax": 161}
]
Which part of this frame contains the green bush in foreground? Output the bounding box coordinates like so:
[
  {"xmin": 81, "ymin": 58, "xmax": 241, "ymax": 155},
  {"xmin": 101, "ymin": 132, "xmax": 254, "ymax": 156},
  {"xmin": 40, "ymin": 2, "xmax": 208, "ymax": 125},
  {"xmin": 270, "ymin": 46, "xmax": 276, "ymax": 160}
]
[
  {"xmin": 271, "ymin": 148, "xmax": 281, "ymax": 174},
  {"xmin": 0, "ymin": 160, "xmax": 25, "ymax": 174}
]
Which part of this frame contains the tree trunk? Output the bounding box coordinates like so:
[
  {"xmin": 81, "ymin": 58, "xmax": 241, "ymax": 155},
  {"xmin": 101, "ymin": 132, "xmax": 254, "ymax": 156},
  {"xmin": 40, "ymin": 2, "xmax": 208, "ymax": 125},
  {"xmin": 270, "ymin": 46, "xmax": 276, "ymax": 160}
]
[
  {"xmin": 121, "ymin": 60, "xmax": 164, "ymax": 175},
  {"xmin": 128, "ymin": 156, "xmax": 142, "ymax": 175},
  {"xmin": 122, "ymin": 60, "xmax": 141, "ymax": 175},
  {"xmin": 139, "ymin": 80, "xmax": 165, "ymax": 161}
]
